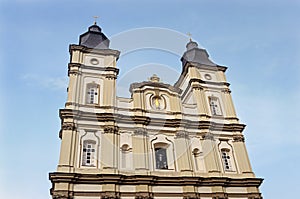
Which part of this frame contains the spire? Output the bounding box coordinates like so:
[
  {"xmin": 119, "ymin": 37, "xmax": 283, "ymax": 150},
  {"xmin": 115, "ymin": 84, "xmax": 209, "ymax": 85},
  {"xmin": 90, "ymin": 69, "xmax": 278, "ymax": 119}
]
[{"xmin": 79, "ymin": 23, "xmax": 110, "ymax": 49}]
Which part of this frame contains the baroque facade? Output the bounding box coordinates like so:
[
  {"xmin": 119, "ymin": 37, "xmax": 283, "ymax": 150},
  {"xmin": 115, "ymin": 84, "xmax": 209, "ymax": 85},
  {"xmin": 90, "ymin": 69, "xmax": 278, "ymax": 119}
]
[{"xmin": 49, "ymin": 23, "xmax": 263, "ymax": 199}]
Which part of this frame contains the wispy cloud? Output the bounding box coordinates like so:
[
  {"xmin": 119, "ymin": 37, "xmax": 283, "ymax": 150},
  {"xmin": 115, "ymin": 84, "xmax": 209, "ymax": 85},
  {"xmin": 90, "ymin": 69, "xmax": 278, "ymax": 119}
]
[{"xmin": 21, "ymin": 74, "xmax": 68, "ymax": 90}]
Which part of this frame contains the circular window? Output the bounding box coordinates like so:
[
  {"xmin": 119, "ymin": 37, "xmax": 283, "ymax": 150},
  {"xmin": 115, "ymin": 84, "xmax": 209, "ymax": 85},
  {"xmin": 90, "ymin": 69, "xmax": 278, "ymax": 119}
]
[
  {"xmin": 90, "ymin": 58, "xmax": 99, "ymax": 65},
  {"xmin": 204, "ymin": 74, "xmax": 212, "ymax": 80}
]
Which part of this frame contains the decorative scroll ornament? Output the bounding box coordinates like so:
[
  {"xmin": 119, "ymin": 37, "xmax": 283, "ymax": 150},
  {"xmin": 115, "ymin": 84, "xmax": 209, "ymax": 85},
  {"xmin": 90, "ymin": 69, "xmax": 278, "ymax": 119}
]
[
  {"xmin": 105, "ymin": 74, "xmax": 117, "ymax": 79},
  {"xmin": 101, "ymin": 195, "xmax": 120, "ymax": 199},
  {"xmin": 202, "ymin": 132, "xmax": 215, "ymax": 140},
  {"xmin": 133, "ymin": 128, "xmax": 148, "ymax": 136},
  {"xmin": 233, "ymin": 134, "xmax": 245, "ymax": 142},
  {"xmin": 135, "ymin": 192, "xmax": 154, "ymax": 199},
  {"xmin": 183, "ymin": 196, "xmax": 199, "ymax": 199},
  {"xmin": 103, "ymin": 125, "xmax": 119, "ymax": 134},
  {"xmin": 221, "ymin": 88, "xmax": 231, "ymax": 94},
  {"xmin": 53, "ymin": 192, "xmax": 72, "ymax": 199},
  {"xmin": 175, "ymin": 131, "xmax": 189, "ymax": 139},
  {"xmin": 135, "ymin": 196, "xmax": 154, "ymax": 199},
  {"xmin": 61, "ymin": 122, "xmax": 76, "ymax": 131}
]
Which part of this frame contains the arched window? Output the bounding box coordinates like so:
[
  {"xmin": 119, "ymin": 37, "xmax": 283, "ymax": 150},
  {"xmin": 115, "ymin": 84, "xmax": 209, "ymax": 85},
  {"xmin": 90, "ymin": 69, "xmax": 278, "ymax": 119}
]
[
  {"xmin": 82, "ymin": 140, "xmax": 96, "ymax": 166},
  {"xmin": 221, "ymin": 149, "xmax": 232, "ymax": 171},
  {"xmin": 209, "ymin": 97, "xmax": 222, "ymax": 116},
  {"xmin": 86, "ymin": 83, "xmax": 99, "ymax": 104},
  {"xmin": 154, "ymin": 146, "xmax": 168, "ymax": 169},
  {"xmin": 192, "ymin": 148, "xmax": 201, "ymax": 171}
]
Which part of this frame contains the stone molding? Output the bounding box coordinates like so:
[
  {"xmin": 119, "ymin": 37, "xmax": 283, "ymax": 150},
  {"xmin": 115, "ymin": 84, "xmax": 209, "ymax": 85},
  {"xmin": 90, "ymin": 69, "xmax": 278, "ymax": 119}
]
[
  {"xmin": 174, "ymin": 63, "xmax": 228, "ymax": 88},
  {"xmin": 202, "ymin": 132, "xmax": 215, "ymax": 140},
  {"xmin": 192, "ymin": 84, "xmax": 204, "ymax": 90},
  {"xmin": 103, "ymin": 125, "xmax": 119, "ymax": 134},
  {"xmin": 233, "ymin": 134, "xmax": 245, "ymax": 142},
  {"xmin": 69, "ymin": 44, "xmax": 120, "ymax": 59},
  {"xmin": 135, "ymin": 195, "xmax": 153, "ymax": 199},
  {"xmin": 221, "ymin": 88, "xmax": 231, "ymax": 94},
  {"xmin": 49, "ymin": 172, "xmax": 263, "ymax": 198},
  {"xmin": 105, "ymin": 74, "xmax": 117, "ymax": 80},
  {"xmin": 60, "ymin": 122, "xmax": 77, "ymax": 138},
  {"xmin": 100, "ymin": 192, "xmax": 120, "ymax": 199},
  {"xmin": 52, "ymin": 190, "xmax": 72, "ymax": 199},
  {"xmin": 133, "ymin": 128, "xmax": 148, "ymax": 136},
  {"xmin": 190, "ymin": 78, "xmax": 230, "ymax": 87},
  {"xmin": 49, "ymin": 172, "xmax": 263, "ymax": 186},
  {"xmin": 130, "ymin": 81, "xmax": 182, "ymax": 94},
  {"xmin": 61, "ymin": 122, "xmax": 76, "ymax": 131},
  {"xmin": 175, "ymin": 131, "xmax": 189, "ymax": 139},
  {"xmin": 68, "ymin": 63, "xmax": 119, "ymax": 76},
  {"xmin": 59, "ymin": 109, "xmax": 246, "ymax": 132}
]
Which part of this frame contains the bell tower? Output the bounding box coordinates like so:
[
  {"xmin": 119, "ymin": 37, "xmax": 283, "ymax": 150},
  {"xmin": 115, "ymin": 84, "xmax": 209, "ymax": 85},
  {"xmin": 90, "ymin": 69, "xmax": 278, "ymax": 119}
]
[{"xmin": 55, "ymin": 22, "xmax": 120, "ymax": 175}]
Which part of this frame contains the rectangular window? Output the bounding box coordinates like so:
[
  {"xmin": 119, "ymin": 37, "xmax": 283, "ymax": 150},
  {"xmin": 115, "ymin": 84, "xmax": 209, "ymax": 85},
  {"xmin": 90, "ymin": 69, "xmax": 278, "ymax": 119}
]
[
  {"xmin": 155, "ymin": 148, "xmax": 168, "ymax": 169},
  {"xmin": 209, "ymin": 97, "xmax": 222, "ymax": 116},
  {"xmin": 221, "ymin": 150, "xmax": 232, "ymax": 171},
  {"xmin": 86, "ymin": 84, "xmax": 99, "ymax": 104},
  {"xmin": 82, "ymin": 141, "xmax": 96, "ymax": 166}
]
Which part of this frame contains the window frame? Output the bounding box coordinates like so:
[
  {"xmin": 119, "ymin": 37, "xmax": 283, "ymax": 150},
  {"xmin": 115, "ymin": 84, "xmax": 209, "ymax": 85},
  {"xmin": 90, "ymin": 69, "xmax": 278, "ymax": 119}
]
[
  {"xmin": 154, "ymin": 144, "xmax": 169, "ymax": 170},
  {"xmin": 209, "ymin": 96, "xmax": 222, "ymax": 116},
  {"xmin": 82, "ymin": 140, "xmax": 97, "ymax": 167},
  {"xmin": 86, "ymin": 83, "xmax": 100, "ymax": 105},
  {"xmin": 221, "ymin": 148, "xmax": 232, "ymax": 171}
]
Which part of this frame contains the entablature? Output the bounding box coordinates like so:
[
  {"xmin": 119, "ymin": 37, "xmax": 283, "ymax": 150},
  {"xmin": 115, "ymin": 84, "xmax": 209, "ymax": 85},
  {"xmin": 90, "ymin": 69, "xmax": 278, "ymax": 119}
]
[{"xmin": 59, "ymin": 109, "xmax": 245, "ymax": 133}]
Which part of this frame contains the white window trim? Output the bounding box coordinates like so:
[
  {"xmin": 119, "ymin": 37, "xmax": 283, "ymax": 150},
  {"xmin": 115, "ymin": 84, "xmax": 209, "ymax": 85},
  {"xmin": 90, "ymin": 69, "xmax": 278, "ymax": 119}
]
[
  {"xmin": 209, "ymin": 96, "xmax": 223, "ymax": 116},
  {"xmin": 82, "ymin": 140, "xmax": 97, "ymax": 167},
  {"xmin": 86, "ymin": 83, "xmax": 100, "ymax": 105}
]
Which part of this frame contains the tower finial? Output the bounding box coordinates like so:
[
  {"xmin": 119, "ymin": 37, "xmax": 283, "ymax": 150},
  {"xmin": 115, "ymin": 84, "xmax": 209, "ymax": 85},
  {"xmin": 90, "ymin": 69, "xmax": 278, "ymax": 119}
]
[
  {"xmin": 93, "ymin": 16, "xmax": 99, "ymax": 25},
  {"xmin": 187, "ymin": 32, "xmax": 192, "ymax": 42}
]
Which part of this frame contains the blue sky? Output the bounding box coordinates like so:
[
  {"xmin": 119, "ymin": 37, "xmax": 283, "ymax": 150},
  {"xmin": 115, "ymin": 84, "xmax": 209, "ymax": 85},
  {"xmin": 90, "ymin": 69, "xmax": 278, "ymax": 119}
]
[{"xmin": 1, "ymin": 0, "xmax": 300, "ymax": 198}]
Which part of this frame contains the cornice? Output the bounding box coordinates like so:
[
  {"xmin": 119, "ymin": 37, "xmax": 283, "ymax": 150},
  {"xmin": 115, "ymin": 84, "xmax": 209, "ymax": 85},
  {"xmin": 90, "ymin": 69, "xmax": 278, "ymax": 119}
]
[
  {"xmin": 69, "ymin": 44, "xmax": 120, "ymax": 60},
  {"xmin": 49, "ymin": 172, "xmax": 263, "ymax": 187},
  {"xmin": 59, "ymin": 109, "xmax": 246, "ymax": 132},
  {"xmin": 68, "ymin": 63, "xmax": 119, "ymax": 76},
  {"xmin": 174, "ymin": 63, "xmax": 228, "ymax": 88},
  {"xmin": 189, "ymin": 78, "xmax": 230, "ymax": 87},
  {"xmin": 130, "ymin": 81, "xmax": 182, "ymax": 94}
]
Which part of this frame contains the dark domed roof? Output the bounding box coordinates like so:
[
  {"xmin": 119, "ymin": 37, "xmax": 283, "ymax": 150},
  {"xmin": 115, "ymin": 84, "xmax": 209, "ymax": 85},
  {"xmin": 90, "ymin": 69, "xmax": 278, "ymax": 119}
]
[
  {"xmin": 79, "ymin": 23, "xmax": 110, "ymax": 49},
  {"xmin": 181, "ymin": 40, "xmax": 216, "ymax": 67}
]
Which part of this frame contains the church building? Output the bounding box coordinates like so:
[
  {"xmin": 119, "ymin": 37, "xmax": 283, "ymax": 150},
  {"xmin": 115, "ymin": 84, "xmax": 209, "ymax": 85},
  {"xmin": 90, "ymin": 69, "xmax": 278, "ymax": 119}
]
[{"xmin": 49, "ymin": 22, "xmax": 263, "ymax": 199}]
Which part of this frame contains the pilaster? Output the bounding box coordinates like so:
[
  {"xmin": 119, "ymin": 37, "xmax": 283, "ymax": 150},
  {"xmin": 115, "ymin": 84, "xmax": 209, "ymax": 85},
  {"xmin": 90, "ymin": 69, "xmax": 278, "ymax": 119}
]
[
  {"xmin": 174, "ymin": 131, "xmax": 193, "ymax": 173},
  {"xmin": 101, "ymin": 125, "xmax": 119, "ymax": 172},
  {"xmin": 132, "ymin": 128, "xmax": 149, "ymax": 171}
]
